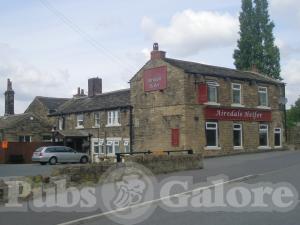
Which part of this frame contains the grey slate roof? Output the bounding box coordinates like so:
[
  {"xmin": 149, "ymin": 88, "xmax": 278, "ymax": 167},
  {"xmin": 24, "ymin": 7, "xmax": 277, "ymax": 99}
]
[
  {"xmin": 0, "ymin": 113, "xmax": 41, "ymax": 129},
  {"xmin": 51, "ymin": 89, "xmax": 131, "ymax": 115},
  {"xmin": 164, "ymin": 58, "xmax": 283, "ymax": 84},
  {"xmin": 36, "ymin": 96, "xmax": 70, "ymax": 111}
]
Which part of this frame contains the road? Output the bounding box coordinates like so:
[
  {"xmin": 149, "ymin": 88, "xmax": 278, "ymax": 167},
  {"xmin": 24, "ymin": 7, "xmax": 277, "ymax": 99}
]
[{"xmin": 0, "ymin": 150, "xmax": 300, "ymax": 225}]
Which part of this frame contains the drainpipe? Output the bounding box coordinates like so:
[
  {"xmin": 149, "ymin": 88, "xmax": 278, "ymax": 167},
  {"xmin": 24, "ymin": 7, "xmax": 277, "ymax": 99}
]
[{"xmin": 129, "ymin": 106, "xmax": 133, "ymax": 153}]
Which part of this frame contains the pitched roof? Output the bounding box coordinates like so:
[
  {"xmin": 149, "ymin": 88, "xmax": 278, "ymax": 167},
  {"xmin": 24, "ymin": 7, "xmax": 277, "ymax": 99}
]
[
  {"xmin": 35, "ymin": 96, "xmax": 70, "ymax": 111},
  {"xmin": 0, "ymin": 113, "xmax": 49, "ymax": 129},
  {"xmin": 164, "ymin": 58, "xmax": 283, "ymax": 85},
  {"xmin": 51, "ymin": 89, "xmax": 131, "ymax": 115}
]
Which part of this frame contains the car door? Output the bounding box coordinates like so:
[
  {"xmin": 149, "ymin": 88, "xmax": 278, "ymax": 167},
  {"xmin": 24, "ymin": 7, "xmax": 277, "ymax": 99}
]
[
  {"xmin": 66, "ymin": 147, "xmax": 79, "ymax": 162},
  {"xmin": 55, "ymin": 146, "xmax": 67, "ymax": 162}
]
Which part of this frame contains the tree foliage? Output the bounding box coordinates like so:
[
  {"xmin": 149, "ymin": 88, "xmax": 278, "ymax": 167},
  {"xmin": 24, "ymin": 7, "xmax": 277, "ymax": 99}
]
[
  {"xmin": 234, "ymin": 0, "xmax": 281, "ymax": 79},
  {"xmin": 287, "ymin": 97, "xmax": 300, "ymax": 128}
]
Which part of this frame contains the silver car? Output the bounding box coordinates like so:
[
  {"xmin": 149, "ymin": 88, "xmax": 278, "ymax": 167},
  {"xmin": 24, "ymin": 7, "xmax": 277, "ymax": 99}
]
[{"xmin": 32, "ymin": 146, "xmax": 89, "ymax": 165}]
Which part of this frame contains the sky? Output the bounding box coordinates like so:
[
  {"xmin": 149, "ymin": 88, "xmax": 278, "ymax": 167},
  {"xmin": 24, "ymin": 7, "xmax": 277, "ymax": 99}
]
[{"xmin": 0, "ymin": 0, "xmax": 299, "ymax": 115}]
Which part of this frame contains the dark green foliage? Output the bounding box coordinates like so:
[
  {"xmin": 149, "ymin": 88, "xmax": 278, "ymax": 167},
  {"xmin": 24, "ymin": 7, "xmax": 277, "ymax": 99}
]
[
  {"xmin": 234, "ymin": 0, "xmax": 282, "ymax": 79},
  {"xmin": 287, "ymin": 98, "xmax": 300, "ymax": 128}
]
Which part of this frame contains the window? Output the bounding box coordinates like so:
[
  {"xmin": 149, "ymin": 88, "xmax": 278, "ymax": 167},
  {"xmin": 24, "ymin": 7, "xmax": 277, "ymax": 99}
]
[
  {"xmin": 106, "ymin": 140, "xmax": 113, "ymax": 155},
  {"xmin": 107, "ymin": 111, "xmax": 120, "ymax": 126},
  {"xmin": 259, "ymin": 124, "xmax": 269, "ymax": 147},
  {"xmin": 94, "ymin": 112, "xmax": 100, "ymax": 127},
  {"xmin": 76, "ymin": 114, "xmax": 84, "ymax": 128},
  {"xmin": 124, "ymin": 139, "xmax": 130, "ymax": 153},
  {"xmin": 19, "ymin": 136, "xmax": 31, "ymax": 142},
  {"xmin": 58, "ymin": 117, "xmax": 64, "ymax": 130},
  {"xmin": 42, "ymin": 135, "xmax": 52, "ymax": 142},
  {"xmin": 207, "ymin": 81, "xmax": 219, "ymax": 103},
  {"xmin": 258, "ymin": 87, "xmax": 268, "ymax": 107},
  {"xmin": 232, "ymin": 83, "xmax": 242, "ymax": 104},
  {"xmin": 233, "ymin": 124, "xmax": 242, "ymax": 147},
  {"xmin": 274, "ymin": 128, "xmax": 282, "ymax": 147},
  {"xmin": 114, "ymin": 141, "xmax": 120, "ymax": 153},
  {"xmin": 205, "ymin": 122, "xmax": 218, "ymax": 147},
  {"xmin": 171, "ymin": 128, "xmax": 180, "ymax": 147},
  {"xmin": 93, "ymin": 139, "xmax": 104, "ymax": 154}
]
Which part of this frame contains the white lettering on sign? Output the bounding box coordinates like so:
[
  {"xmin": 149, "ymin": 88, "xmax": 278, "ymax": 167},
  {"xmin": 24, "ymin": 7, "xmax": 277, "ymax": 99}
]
[
  {"xmin": 147, "ymin": 75, "xmax": 162, "ymax": 89},
  {"xmin": 216, "ymin": 109, "xmax": 263, "ymax": 120}
]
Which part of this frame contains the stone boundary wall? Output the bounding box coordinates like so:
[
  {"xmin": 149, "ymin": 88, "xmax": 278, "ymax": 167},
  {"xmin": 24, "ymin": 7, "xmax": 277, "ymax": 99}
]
[{"xmin": 287, "ymin": 126, "xmax": 300, "ymax": 149}]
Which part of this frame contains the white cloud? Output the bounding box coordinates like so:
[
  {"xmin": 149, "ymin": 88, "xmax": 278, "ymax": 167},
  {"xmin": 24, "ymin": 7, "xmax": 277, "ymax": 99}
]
[
  {"xmin": 282, "ymin": 59, "xmax": 300, "ymax": 106},
  {"xmin": 270, "ymin": 0, "xmax": 300, "ymax": 22},
  {"xmin": 0, "ymin": 43, "xmax": 70, "ymax": 115},
  {"xmin": 141, "ymin": 9, "xmax": 239, "ymax": 57}
]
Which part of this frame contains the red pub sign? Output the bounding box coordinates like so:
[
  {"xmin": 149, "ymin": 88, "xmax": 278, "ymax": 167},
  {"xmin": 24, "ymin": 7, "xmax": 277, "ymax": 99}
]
[
  {"xmin": 143, "ymin": 66, "xmax": 167, "ymax": 92},
  {"xmin": 204, "ymin": 107, "xmax": 272, "ymax": 121}
]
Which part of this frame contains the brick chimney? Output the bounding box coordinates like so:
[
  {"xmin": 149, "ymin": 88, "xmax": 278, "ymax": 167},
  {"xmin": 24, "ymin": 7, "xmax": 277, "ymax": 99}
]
[
  {"xmin": 73, "ymin": 87, "xmax": 87, "ymax": 98},
  {"xmin": 88, "ymin": 77, "xmax": 102, "ymax": 97},
  {"xmin": 151, "ymin": 43, "xmax": 166, "ymax": 60},
  {"xmin": 4, "ymin": 78, "xmax": 14, "ymax": 116}
]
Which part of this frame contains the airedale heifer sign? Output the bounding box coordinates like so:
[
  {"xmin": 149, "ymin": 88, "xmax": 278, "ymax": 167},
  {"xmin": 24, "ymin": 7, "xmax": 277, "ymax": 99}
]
[
  {"xmin": 205, "ymin": 108, "xmax": 272, "ymax": 121},
  {"xmin": 143, "ymin": 66, "xmax": 167, "ymax": 92}
]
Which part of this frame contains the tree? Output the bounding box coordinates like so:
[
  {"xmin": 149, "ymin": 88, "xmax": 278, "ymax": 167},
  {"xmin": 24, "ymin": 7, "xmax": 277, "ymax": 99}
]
[
  {"xmin": 287, "ymin": 97, "xmax": 300, "ymax": 128},
  {"xmin": 234, "ymin": 0, "xmax": 256, "ymax": 71},
  {"xmin": 234, "ymin": 0, "xmax": 282, "ymax": 80}
]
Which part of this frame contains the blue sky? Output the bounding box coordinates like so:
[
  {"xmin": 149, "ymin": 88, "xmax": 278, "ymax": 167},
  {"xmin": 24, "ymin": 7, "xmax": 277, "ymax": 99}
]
[{"xmin": 0, "ymin": 0, "xmax": 299, "ymax": 115}]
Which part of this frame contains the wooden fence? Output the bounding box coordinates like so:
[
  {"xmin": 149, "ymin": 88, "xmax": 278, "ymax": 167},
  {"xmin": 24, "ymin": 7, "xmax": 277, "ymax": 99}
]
[{"xmin": 0, "ymin": 142, "xmax": 62, "ymax": 164}]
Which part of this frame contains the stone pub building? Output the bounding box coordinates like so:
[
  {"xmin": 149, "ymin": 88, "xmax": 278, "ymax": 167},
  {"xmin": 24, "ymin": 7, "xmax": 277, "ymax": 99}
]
[{"xmin": 51, "ymin": 43, "xmax": 286, "ymax": 159}]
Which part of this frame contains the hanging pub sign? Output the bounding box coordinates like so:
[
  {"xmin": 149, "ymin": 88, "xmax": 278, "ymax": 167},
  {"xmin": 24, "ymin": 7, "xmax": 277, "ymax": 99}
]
[
  {"xmin": 143, "ymin": 66, "xmax": 167, "ymax": 92},
  {"xmin": 204, "ymin": 107, "xmax": 272, "ymax": 121}
]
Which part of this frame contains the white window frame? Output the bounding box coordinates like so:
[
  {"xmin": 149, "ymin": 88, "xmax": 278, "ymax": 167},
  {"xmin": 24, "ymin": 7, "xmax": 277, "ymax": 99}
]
[
  {"xmin": 232, "ymin": 83, "xmax": 242, "ymax": 105},
  {"xmin": 92, "ymin": 138, "xmax": 104, "ymax": 155},
  {"xmin": 76, "ymin": 114, "xmax": 84, "ymax": 128},
  {"xmin": 58, "ymin": 117, "xmax": 64, "ymax": 130},
  {"xmin": 124, "ymin": 139, "xmax": 130, "ymax": 153},
  {"xmin": 205, "ymin": 122, "xmax": 220, "ymax": 149},
  {"xmin": 259, "ymin": 124, "xmax": 269, "ymax": 148},
  {"xmin": 207, "ymin": 81, "xmax": 219, "ymax": 104},
  {"xmin": 106, "ymin": 110, "xmax": 121, "ymax": 127},
  {"xmin": 258, "ymin": 86, "xmax": 268, "ymax": 107},
  {"xmin": 94, "ymin": 112, "xmax": 100, "ymax": 127},
  {"xmin": 274, "ymin": 128, "xmax": 282, "ymax": 148},
  {"xmin": 105, "ymin": 138, "xmax": 121, "ymax": 156},
  {"xmin": 233, "ymin": 123, "xmax": 243, "ymax": 149},
  {"xmin": 19, "ymin": 135, "xmax": 32, "ymax": 143}
]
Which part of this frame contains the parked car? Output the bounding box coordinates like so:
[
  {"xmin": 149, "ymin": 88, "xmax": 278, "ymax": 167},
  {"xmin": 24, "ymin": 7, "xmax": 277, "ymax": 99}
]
[{"xmin": 32, "ymin": 146, "xmax": 89, "ymax": 165}]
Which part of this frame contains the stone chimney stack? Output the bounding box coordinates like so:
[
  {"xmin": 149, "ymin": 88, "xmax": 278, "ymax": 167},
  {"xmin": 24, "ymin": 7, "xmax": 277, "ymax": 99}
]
[
  {"xmin": 88, "ymin": 77, "xmax": 102, "ymax": 97},
  {"xmin": 4, "ymin": 78, "xmax": 15, "ymax": 116},
  {"xmin": 73, "ymin": 87, "xmax": 87, "ymax": 98},
  {"xmin": 150, "ymin": 43, "xmax": 166, "ymax": 60}
]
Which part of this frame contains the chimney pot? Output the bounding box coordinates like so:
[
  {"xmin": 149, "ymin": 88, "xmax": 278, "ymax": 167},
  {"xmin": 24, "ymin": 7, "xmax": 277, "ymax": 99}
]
[{"xmin": 150, "ymin": 43, "xmax": 166, "ymax": 60}]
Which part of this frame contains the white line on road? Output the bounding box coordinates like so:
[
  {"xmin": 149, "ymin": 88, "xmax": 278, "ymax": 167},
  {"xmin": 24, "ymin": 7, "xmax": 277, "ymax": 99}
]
[{"xmin": 57, "ymin": 174, "xmax": 256, "ymax": 225}]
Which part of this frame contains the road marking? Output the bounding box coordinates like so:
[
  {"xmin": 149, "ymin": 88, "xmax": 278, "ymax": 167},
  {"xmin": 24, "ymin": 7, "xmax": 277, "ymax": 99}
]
[{"xmin": 57, "ymin": 174, "xmax": 256, "ymax": 225}]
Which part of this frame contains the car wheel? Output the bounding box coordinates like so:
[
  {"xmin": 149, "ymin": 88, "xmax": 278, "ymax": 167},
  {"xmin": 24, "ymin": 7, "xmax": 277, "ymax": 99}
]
[
  {"xmin": 49, "ymin": 157, "xmax": 57, "ymax": 165},
  {"xmin": 80, "ymin": 156, "xmax": 88, "ymax": 164},
  {"xmin": 40, "ymin": 162, "xmax": 47, "ymax": 165}
]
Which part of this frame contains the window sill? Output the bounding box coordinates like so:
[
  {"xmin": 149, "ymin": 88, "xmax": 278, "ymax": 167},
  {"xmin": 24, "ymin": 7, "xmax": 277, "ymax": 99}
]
[
  {"xmin": 257, "ymin": 106, "xmax": 271, "ymax": 110},
  {"xmin": 92, "ymin": 126, "xmax": 100, "ymax": 129},
  {"xmin": 75, "ymin": 126, "xmax": 84, "ymax": 129},
  {"xmin": 234, "ymin": 146, "xmax": 244, "ymax": 150},
  {"xmin": 106, "ymin": 124, "xmax": 121, "ymax": 127},
  {"xmin": 231, "ymin": 104, "xmax": 245, "ymax": 108},
  {"xmin": 274, "ymin": 146, "xmax": 282, "ymax": 149},
  {"xmin": 204, "ymin": 102, "xmax": 221, "ymax": 106},
  {"xmin": 204, "ymin": 146, "xmax": 221, "ymax": 150},
  {"xmin": 258, "ymin": 146, "xmax": 271, "ymax": 150}
]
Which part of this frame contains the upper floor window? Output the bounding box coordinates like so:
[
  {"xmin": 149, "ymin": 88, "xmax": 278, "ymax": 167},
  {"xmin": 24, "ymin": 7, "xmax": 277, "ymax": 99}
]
[
  {"xmin": 58, "ymin": 117, "xmax": 64, "ymax": 130},
  {"xmin": 207, "ymin": 81, "xmax": 219, "ymax": 103},
  {"xmin": 76, "ymin": 114, "xmax": 84, "ymax": 128},
  {"xmin": 94, "ymin": 112, "xmax": 100, "ymax": 127},
  {"xmin": 107, "ymin": 110, "xmax": 120, "ymax": 126},
  {"xmin": 258, "ymin": 86, "xmax": 268, "ymax": 107},
  {"xmin": 232, "ymin": 83, "xmax": 242, "ymax": 104}
]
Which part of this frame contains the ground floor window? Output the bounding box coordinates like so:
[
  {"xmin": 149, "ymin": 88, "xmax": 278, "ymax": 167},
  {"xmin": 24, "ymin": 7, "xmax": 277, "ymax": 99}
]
[
  {"xmin": 206, "ymin": 122, "xmax": 218, "ymax": 147},
  {"xmin": 233, "ymin": 123, "xmax": 242, "ymax": 147},
  {"xmin": 19, "ymin": 136, "xmax": 31, "ymax": 142},
  {"xmin": 274, "ymin": 128, "xmax": 282, "ymax": 147},
  {"xmin": 124, "ymin": 139, "xmax": 130, "ymax": 153},
  {"xmin": 93, "ymin": 139, "xmax": 104, "ymax": 154},
  {"xmin": 259, "ymin": 124, "xmax": 269, "ymax": 147}
]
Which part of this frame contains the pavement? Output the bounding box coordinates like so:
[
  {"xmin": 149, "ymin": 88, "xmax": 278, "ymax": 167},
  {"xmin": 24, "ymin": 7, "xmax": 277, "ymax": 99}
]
[{"xmin": 0, "ymin": 150, "xmax": 300, "ymax": 225}]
